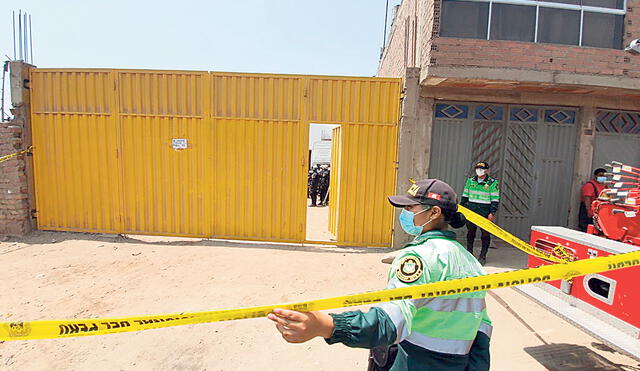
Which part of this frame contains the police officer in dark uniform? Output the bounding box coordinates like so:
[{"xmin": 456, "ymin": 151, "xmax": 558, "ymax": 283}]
[
  {"xmin": 322, "ymin": 165, "xmax": 331, "ymax": 206},
  {"xmin": 323, "ymin": 166, "xmax": 331, "ymax": 205},
  {"xmin": 309, "ymin": 166, "xmax": 320, "ymax": 206},
  {"xmin": 307, "ymin": 169, "xmax": 314, "ymax": 199},
  {"xmin": 318, "ymin": 166, "xmax": 330, "ymax": 206}
]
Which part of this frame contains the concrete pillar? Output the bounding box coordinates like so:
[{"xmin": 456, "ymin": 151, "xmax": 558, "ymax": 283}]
[
  {"xmin": 392, "ymin": 67, "xmax": 434, "ymax": 249},
  {"xmin": 0, "ymin": 61, "xmax": 35, "ymax": 237},
  {"xmin": 567, "ymin": 106, "xmax": 596, "ymax": 229}
]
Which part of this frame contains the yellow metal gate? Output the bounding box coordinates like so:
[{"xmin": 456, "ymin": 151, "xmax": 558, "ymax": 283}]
[
  {"xmin": 328, "ymin": 126, "xmax": 341, "ymax": 236},
  {"xmin": 30, "ymin": 68, "xmax": 401, "ymax": 246}
]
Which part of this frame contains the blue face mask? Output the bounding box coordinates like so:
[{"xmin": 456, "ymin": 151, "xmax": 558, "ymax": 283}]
[
  {"xmin": 399, "ymin": 208, "xmax": 432, "ymax": 236},
  {"xmin": 596, "ymin": 176, "xmax": 606, "ymax": 183}
]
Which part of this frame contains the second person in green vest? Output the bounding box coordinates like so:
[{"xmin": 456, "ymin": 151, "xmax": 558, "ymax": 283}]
[{"xmin": 461, "ymin": 162, "xmax": 501, "ymax": 266}]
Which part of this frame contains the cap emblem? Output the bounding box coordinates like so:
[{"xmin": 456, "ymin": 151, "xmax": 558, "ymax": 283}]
[{"xmin": 407, "ymin": 184, "xmax": 420, "ymax": 197}]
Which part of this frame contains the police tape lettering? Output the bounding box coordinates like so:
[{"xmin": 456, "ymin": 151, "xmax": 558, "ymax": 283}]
[
  {"xmin": 2, "ymin": 250, "xmax": 639, "ymax": 341},
  {"xmin": 458, "ymin": 205, "xmax": 567, "ymax": 263}
]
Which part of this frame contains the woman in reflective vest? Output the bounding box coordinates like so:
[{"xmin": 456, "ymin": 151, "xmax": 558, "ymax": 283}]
[{"xmin": 268, "ymin": 178, "xmax": 491, "ymax": 371}]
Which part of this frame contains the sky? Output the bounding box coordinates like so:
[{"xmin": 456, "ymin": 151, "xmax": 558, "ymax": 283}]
[
  {"xmin": 3, "ymin": 0, "xmax": 401, "ymax": 75},
  {"xmin": 2, "ymin": 0, "xmax": 402, "ymax": 144}
]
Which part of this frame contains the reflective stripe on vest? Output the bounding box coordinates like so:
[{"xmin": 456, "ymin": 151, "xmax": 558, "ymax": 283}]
[
  {"xmin": 467, "ymin": 191, "xmax": 492, "ymax": 203},
  {"xmin": 405, "ymin": 331, "xmax": 475, "ymax": 355},
  {"xmin": 379, "ymin": 302, "xmax": 408, "ymax": 344},
  {"xmin": 413, "ymin": 297, "xmax": 486, "ymax": 313},
  {"xmin": 469, "ymin": 199, "xmax": 491, "ymax": 204},
  {"xmin": 479, "ymin": 321, "xmax": 493, "ymax": 338}
]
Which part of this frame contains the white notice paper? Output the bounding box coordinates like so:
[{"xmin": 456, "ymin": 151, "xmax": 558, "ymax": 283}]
[{"xmin": 172, "ymin": 139, "xmax": 188, "ymax": 150}]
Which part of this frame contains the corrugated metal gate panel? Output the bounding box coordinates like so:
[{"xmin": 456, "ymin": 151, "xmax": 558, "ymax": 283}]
[
  {"xmin": 30, "ymin": 69, "xmax": 401, "ymax": 246},
  {"xmin": 501, "ymin": 122, "xmax": 537, "ymax": 238},
  {"xmin": 119, "ymin": 72, "xmax": 205, "ymax": 116},
  {"xmin": 593, "ymin": 110, "xmax": 640, "ymax": 168},
  {"xmin": 210, "ymin": 73, "xmax": 307, "ymax": 242},
  {"xmin": 328, "ymin": 126, "xmax": 341, "ymax": 236},
  {"xmin": 532, "ymin": 120, "xmax": 577, "ymax": 228},
  {"xmin": 212, "ymin": 73, "xmax": 301, "ymax": 121},
  {"xmin": 31, "ymin": 70, "xmax": 123, "ymax": 232},
  {"xmin": 472, "ymin": 121, "xmax": 504, "ymax": 177},
  {"xmin": 119, "ymin": 71, "xmax": 210, "ymax": 237},
  {"xmin": 336, "ymin": 124, "xmax": 397, "ymax": 245},
  {"xmin": 593, "ymin": 134, "xmax": 640, "ymax": 168},
  {"xmin": 120, "ymin": 116, "xmax": 211, "ymax": 237},
  {"xmin": 211, "ymin": 119, "xmax": 307, "ymax": 241},
  {"xmin": 32, "ymin": 113, "xmax": 123, "ymax": 232},
  {"xmin": 308, "ymin": 78, "xmax": 401, "ymax": 125},
  {"xmin": 429, "ymin": 103, "xmax": 473, "ymax": 195},
  {"xmin": 31, "ymin": 70, "xmax": 112, "ymax": 113}
]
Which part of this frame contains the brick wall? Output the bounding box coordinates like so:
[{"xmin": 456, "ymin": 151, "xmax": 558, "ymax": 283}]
[
  {"xmin": 625, "ymin": 0, "xmax": 640, "ymax": 46},
  {"xmin": 1, "ymin": 62, "xmax": 33, "ymax": 237},
  {"xmin": 420, "ymin": 0, "xmax": 437, "ymax": 73},
  {"xmin": 429, "ymin": 38, "xmax": 639, "ymax": 77},
  {"xmin": 0, "ymin": 119, "xmax": 31, "ymax": 236},
  {"xmin": 380, "ymin": 0, "xmax": 640, "ymax": 80},
  {"xmin": 378, "ymin": 0, "xmax": 419, "ymax": 77}
]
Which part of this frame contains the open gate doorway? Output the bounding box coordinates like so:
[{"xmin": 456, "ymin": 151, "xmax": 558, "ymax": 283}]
[{"xmin": 306, "ymin": 124, "xmax": 339, "ymax": 242}]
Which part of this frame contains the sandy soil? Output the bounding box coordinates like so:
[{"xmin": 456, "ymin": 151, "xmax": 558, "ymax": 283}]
[
  {"xmin": 1, "ymin": 230, "xmax": 638, "ymax": 371},
  {"xmin": 305, "ymin": 200, "xmax": 335, "ymax": 242}
]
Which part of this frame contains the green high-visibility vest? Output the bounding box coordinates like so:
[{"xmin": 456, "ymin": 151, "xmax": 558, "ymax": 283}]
[
  {"xmin": 462, "ymin": 176, "xmax": 500, "ymax": 216},
  {"xmin": 379, "ymin": 230, "xmax": 492, "ymax": 355}
]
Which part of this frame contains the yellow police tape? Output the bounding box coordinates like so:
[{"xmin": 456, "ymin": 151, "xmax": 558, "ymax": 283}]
[
  {"xmin": 0, "ymin": 205, "xmax": 619, "ymax": 341},
  {"xmin": 2, "ymin": 249, "xmax": 640, "ymax": 341},
  {"xmin": 458, "ymin": 205, "xmax": 567, "ymax": 263},
  {"xmin": 0, "ymin": 146, "xmax": 32, "ymax": 164}
]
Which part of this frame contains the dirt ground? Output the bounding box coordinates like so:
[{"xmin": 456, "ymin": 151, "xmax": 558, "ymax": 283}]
[
  {"xmin": 1, "ymin": 225, "xmax": 639, "ymax": 370},
  {"xmin": 305, "ymin": 199, "xmax": 335, "ymax": 242}
]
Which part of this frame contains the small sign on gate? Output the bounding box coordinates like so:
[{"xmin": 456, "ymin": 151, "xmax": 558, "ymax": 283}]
[{"xmin": 172, "ymin": 138, "xmax": 188, "ymax": 150}]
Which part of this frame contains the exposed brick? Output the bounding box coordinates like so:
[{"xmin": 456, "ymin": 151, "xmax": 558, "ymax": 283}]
[
  {"xmin": 427, "ymin": 38, "xmax": 639, "ymax": 78},
  {"xmin": 0, "ymin": 103, "xmax": 32, "ymax": 237},
  {"xmin": 378, "ymin": 0, "xmax": 419, "ymax": 77},
  {"xmin": 379, "ymin": 0, "xmax": 640, "ymax": 80}
]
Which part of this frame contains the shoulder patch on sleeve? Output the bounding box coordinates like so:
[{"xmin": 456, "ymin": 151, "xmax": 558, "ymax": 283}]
[{"xmin": 396, "ymin": 255, "xmax": 424, "ymax": 283}]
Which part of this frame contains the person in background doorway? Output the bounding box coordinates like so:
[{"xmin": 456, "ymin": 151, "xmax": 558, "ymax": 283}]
[
  {"xmin": 460, "ymin": 162, "xmax": 500, "ymax": 266},
  {"xmin": 324, "ymin": 166, "xmax": 331, "ymax": 205},
  {"xmin": 309, "ymin": 166, "xmax": 320, "ymax": 207},
  {"xmin": 578, "ymin": 168, "xmax": 607, "ymax": 232},
  {"xmin": 318, "ymin": 165, "xmax": 330, "ymax": 206},
  {"xmin": 307, "ymin": 169, "xmax": 314, "ymax": 199}
]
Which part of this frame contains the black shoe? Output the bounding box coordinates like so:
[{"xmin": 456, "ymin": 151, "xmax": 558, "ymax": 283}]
[{"xmin": 478, "ymin": 256, "xmax": 486, "ymax": 266}]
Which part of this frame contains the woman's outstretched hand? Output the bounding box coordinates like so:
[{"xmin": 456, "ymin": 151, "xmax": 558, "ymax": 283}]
[{"xmin": 267, "ymin": 308, "xmax": 335, "ymax": 343}]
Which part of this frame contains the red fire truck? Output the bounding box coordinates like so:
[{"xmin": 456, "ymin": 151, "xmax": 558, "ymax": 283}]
[{"xmin": 525, "ymin": 161, "xmax": 640, "ymax": 356}]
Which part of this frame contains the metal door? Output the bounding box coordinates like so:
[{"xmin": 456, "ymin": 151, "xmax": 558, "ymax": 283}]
[
  {"xmin": 592, "ymin": 110, "xmax": 640, "ymax": 169},
  {"xmin": 531, "ymin": 108, "xmax": 578, "ymax": 229},
  {"xmin": 334, "ymin": 124, "xmax": 398, "ymax": 245},
  {"xmin": 210, "ymin": 73, "xmax": 308, "ymax": 242},
  {"xmin": 501, "ymin": 113, "xmax": 538, "ymax": 239},
  {"xmin": 430, "ymin": 103, "xmax": 473, "ymax": 194},
  {"xmin": 119, "ymin": 71, "xmax": 212, "ymax": 237},
  {"xmin": 30, "ymin": 70, "xmax": 124, "ymax": 233},
  {"xmin": 429, "ymin": 102, "xmax": 578, "ymax": 240}
]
